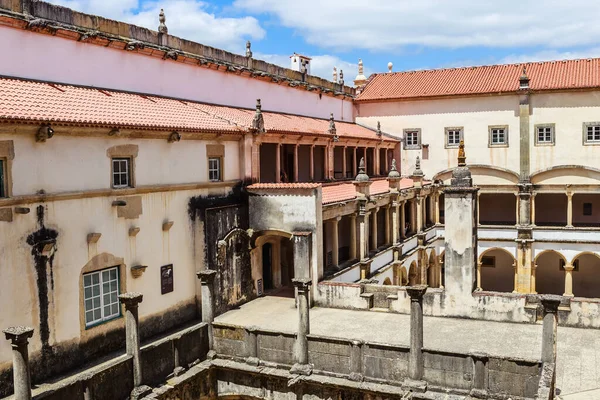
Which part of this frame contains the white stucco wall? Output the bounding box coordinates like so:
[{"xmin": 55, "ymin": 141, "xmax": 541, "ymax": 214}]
[
  {"xmin": 0, "ymin": 26, "xmax": 354, "ymax": 122},
  {"xmin": 0, "ymin": 134, "xmax": 239, "ymax": 196}
]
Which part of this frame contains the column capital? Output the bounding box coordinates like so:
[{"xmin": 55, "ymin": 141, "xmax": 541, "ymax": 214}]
[
  {"xmin": 197, "ymin": 269, "xmax": 217, "ymax": 284},
  {"xmin": 119, "ymin": 292, "xmax": 143, "ymax": 309},
  {"xmin": 406, "ymin": 285, "xmax": 428, "ymax": 301},
  {"xmin": 564, "ymin": 264, "xmax": 575, "ymax": 272},
  {"xmin": 292, "ymin": 278, "xmax": 312, "ymax": 291},
  {"xmin": 3, "ymin": 326, "xmax": 34, "ymax": 346},
  {"xmin": 539, "ymin": 294, "xmax": 562, "ymax": 314}
]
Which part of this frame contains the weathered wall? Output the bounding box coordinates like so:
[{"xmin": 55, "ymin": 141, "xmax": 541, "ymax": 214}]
[{"xmin": 0, "ymin": 25, "xmax": 354, "ymax": 122}]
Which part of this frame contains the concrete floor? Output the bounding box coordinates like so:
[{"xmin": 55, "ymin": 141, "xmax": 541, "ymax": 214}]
[{"xmin": 216, "ymin": 296, "xmax": 600, "ymax": 397}]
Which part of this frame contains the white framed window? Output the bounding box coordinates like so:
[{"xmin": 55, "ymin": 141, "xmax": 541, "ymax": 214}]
[
  {"xmin": 209, "ymin": 157, "xmax": 221, "ymax": 182},
  {"xmin": 83, "ymin": 266, "xmax": 120, "ymax": 327},
  {"xmin": 584, "ymin": 122, "xmax": 600, "ymax": 144},
  {"xmin": 535, "ymin": 124, "xmax": 555, "ymax": 145},
  {"xmin": 489, "ymin": 126, "xmax": 508, "ymax": 147},
  {"xmin": 112, "ymin": 158, "xmax": 131, "ymax": 188},
  {"xmin": 403, "ymin": 128, "xmax": 421, "ymax": 149},
  {"xmin": 445, "ymin": 127, "xmax": 463, "ymax": 148}
]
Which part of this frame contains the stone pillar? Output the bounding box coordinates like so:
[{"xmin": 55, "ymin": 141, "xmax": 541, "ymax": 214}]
[
  {"xmin": 293, "ymin": 232, "xmax": 311, "ymax": 280},
  {"xmin": 3, "ymin": 327, "xmax": 34, "ymax": 400},
  {"xmin": 375, "ymin": 145, "xmax": 380, "ymax": 176},
  {"xmin": 349, "ymin": 340, "xmax": 364, "ymax": 382},
  {"xmin": 331, "ymin": 217, "xmax": 340, "ymax": 267},
  {"xmin": 438, "ymin": 256, "xmax": 444, "ymax": 289},
  {"xmin": 309, "ymin": 145, "xmax": 314, "ymax": 182},
  {"xmin": 540, "ymin": 295, "xmax": 561, "ymax": 364},
  {"xmin": 391, "ymin": 202, "xmax": 399, "ymax": 245},
  {"xmin": 476, "ymin": 262, "xmax": 482, "ymax": 291},
  {"xmin": 531, "ymin": 263, "xmax": 538, "ymax": 294},
  {"xmin": 515, "ymin": 193, "xmax": 520, "ymax": 225},
  {"xmin": 444, "ymin": 160, "xmax": 478, "ymax": 299},
  {"xmin": 567, "ymin": 192, "xmax": 573, "ymax": 227},
  {"xmin": 371, "ymin": 207, "xmax": 379, "ymax": 252},
  {"xmin": 531, "ymin": 193, "xmax": 537, "ymax": 226},
  {"xmin": 245, "ymin": 326, "xmax": 259, "ymax": 366},
  {"xmin": 477, "ymin": 192, "xmax": 481, "ymax": 226},
  {"xmin": 275, "ymin": 143, "xmax": 281, "ymax": 183},
  {"xmin": 470, "ymin": 353, "xmax": 488, "ymax": 398},
  {"xmin": 416, "ymin": 196, "xmax": 423, "ymax": 232},
  {"xmin": 353, "ymin": 147, "xmax": 357, "ymax": 177},
  {"xmin": 363, "ymin": 148, "xmax": 368, "ymax": 174},
  {"xmin": 406, "ymin": 285, "xmax": 428, "ymax": 390},
  {"xmin": 518, "ymin": 184, "xmax": 532, "ymax": 226},
  {"xmin": 197, "ymin": 270, "xmax": 217, "ymax": 350},
  {"xmin": 563, "ymin": 264, "xmax": 574, "ymax": 297},
  {"xmin": 291, "ymin": 278, "xmax": 312, "ymax": 375},
  {"xmin": 434, "ymin": 193, "xmax": 440, "ymax": 224},
  {"xmin": 513, "ymin": 261, "xmax": 518, "ymax": 294},
  {"xmin": 519, "ymin": 90, "xmax": 531, "ymax": 182},
  {"xmin": 400, "ymin": 201, "xmax": 406, "ymax": 240},
  {"xmin": 384, "ymin": 205, "xmax": 391, "ymax": 245},
  {"xmin": 327, "ymin": 145, "xmax": 335, "ymax": 180},
  {"xmin": 294, "ymin": 144, "xmax": 299, "ymax": 183},
  {"xmin": 342, "ymin": 146, "xmax": 347, "ymax": 179},
  {"xmin": 358, "ymin": 211, "xmax": 367, "ymax": 260},
  {"xmin": 251, "ymin": 142, "xmax": 261, "ymax": 182},
  {"xmin": 350, "ymin": 215, "xmax": 357, "ymax": 260},
  {"xmin": 119, "ymin": 292, "xmax": 149, "ymax": 393}
]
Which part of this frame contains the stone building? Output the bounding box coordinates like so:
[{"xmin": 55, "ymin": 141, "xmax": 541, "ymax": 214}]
[{"xmin": 0, "ymin": 0, "xmax": 598, "ymax": 399}]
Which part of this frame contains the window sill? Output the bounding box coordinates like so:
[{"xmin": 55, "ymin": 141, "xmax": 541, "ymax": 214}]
[
  {"xmin": 488, "ymin": 144, "xmax": 509, "ymax": 148},
  {"xmin": 85, "ymin": 313, "xmax": 122, "ymax": 330},
  {"xmin": 445, "ymin": 145, "xmax": 460, "ymax": 149},
  {"xmin": 534, "ymin": 143, "xmax": 555, "ymax": 147},
  {"xmin": 404, "ymin": 146, "xmax": 422, "ymax": 150},
  {"xmin": 583, "ymin": 142, "xmax": 600, "ymax": 146}
]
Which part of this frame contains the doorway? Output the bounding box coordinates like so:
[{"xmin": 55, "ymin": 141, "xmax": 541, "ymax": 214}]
[{"xmin": 262, "ymin": 243, "xmax": 273, "ymax": 290}]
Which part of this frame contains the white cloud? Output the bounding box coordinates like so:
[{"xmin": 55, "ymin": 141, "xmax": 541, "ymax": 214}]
[
  {"xmin": 234, "ymin": 0, "xmax": 600, "ymax": 52},
  {"xmin": 500, "ymin": 48, "xmax": 600, "ymax": 65},
  {"xmin": 256, "ymin": 52, "xmax": 371, "ymax": 83},
  {"xmin": 47, "ymin": 0, "xmax": 265, "ymax": 53}
]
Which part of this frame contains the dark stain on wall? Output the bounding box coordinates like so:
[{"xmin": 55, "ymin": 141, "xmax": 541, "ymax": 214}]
[{"xmin": 25, "ymin": 205, "xmax": 58, "ymax": 363}]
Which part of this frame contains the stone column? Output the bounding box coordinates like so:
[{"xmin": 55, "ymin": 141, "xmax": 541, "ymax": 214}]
[
  {"xmin": 350, "ymin": 214, "xmax": 357, "ymax": 260},
  {"xmin": 358, "ymin": 211, "xmax": 367, "ymax": 260},
  {"xmin": 531, "ymin": 193, "xmax": 537, "ymax": 226},
  {"xmin": 391, "ymin": 202, "xmax": 399, "ymax": 245},
  {"xmin": 291, "ymin": 278, "xmax": 312, "ymax": 375},
  {"xmin": 119, "ymin": 292, "xmax": 147, "ymax": 390},
  {"xmin": 531, "ymin": 263, "xmax": 538, "ymax": 294},
  {"xmin": 513, "ymin": 261, "xmax": 518, "ymax": 294},
  {"xmin": 331, "ymin": 217, "xmax": 340, "ymax": 267},
  {"xmin": 476, "ymin": 262, "xmax": 482, "ymax": 291},
  {"xmin": 363, "ymin": 148, "xmax": 368, "ymax": 174},
  {"xmin": 540, "ymin": 295, "xmax": 561, "ymax": 364},
  {"xmin": 375, "ymin": 145, "xmax": 380, "ymax": 175},
  {"xmin": 3, "ymin": 326, "xmax": 34, "ymax": 400},
  {"xmin": 518, "ymin": 184, "xmax": 532, "ymax": 226},
  {"xmin": 406, "ymin": 285, "xmax": 428, "ymax": 390},
  {"xmin": 197, "ymin": 270, "xmax": 217, "ymax": 349},
  {"xmin": 470, "ymin": 353, "xmax": 488, "ymax": 398},
  {"xmin": 309, "ymin": 145, "xmax": 314, "ymax": 182},
  {"xmin": 400, "ymin": 201, "xmax": 406, "ymax": 240},
  {"xmin": 245, "ymin": 326, "xmax": 259, "ymax": 366},
  {"xmin": 567, "ymin": 192, "xmax": 573, "ymax": 227},
  {"xmin": 353, "ymin": 147, "xmax": 357, "ymax": 177},
  {"xmin": 349, "ymin": 340, "xmax": 364, "ymax": 382},
  {"xmin": 251, "ymin": 142, "xmax": 261, "ymax": 182},
  {"xmin": 327, "ymin": 145, "xmax": 335, "ymax": 180},
  {"xmin": 371, "ymin": 207, "xmax": 379, "ymax": 252},
  {"xmin": 438, "ymin": 256, "xmax": 444, "ymax": 289},
  {"xmin": 275, "ymin": 143, "xmax": 281, "ymax": 183},
  {"xmin": 384, "ymin": 205, "xmax": 391, "ymax": 245},
  {"xmin": 477, "ymin": 192, "xmax": 481, "ymax": 226},
  {"xmin": 563, "ymin": 264, "xmax": 574, "ymax": 297},
  {"xmin": 416, "ymin": 196, "xmax": 423, "ymax": 232},
  {"xmin": 434, "ymin": 193, "xmax": 440, "ymax": 224},
  {"xmin": 515, "ymin": 193, "xmax": 520, "ymax": 225},
  {"xmin": 342, "ymin": 146, "xmax": 347, "ymax": 178},
  {"xmin": 294, "ymin": 144, "xmax": 299, "ymax": 183}
]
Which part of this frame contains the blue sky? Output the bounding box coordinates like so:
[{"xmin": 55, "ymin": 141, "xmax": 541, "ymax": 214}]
[{"xmin": 48, "ymin": 0, "xmax": 600, "ymax": 82}]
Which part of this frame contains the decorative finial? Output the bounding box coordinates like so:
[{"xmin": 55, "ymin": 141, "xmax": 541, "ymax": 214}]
[
  {"xmin": 246, "ymin": 40, "xmax": 252, "ymax": 58},
  {"xmin": 388, "ymin": 62, "xmax": 393, "ymax": 73},
  {"xmin": 339, "ymin": 69, "xmax": 344, "ymax": 86},
  {"xmin": 519, "ymin": 65, "xmax": 530, "ymax": 89},
  {"xmin": 251, "ymin": 98, "xmax": 265, "ymax": 134},
  {"xmin": 388, "ymin": 159, "xmax": 400, "ymax": 178},
  {"xmin": 355, "ymin": 157, "xmax": 370, "ymax": 182},
  {"xmin": 416, "ymin": 156, "xmax": 421, "ymax": 170},
  {"xmin": 158, "ymin": 9, "xmax": 168, "ymax": 34},
  {"xmin": 412, "ymin": 156, "xmax": 424, "ymax": 178},
  {"xmin": 376, "ymin": 121, "xmax": 382, "ymax": 137},
  {"xmin": 333, "ymin": 67, "xmax": 338, "ymax": 83},
  {"xmin": 359, "ymin": 157, "xmax": 365, "ymax": 173},
  {"xmin": 358, "ymin": 58, "xmax": 364, "ymax": 75},
  {"xmin": 457, "ymin": 140, "xmax": 466, "ymax": 166},
  {"xmin": 328, "ymin": 113, "xmax": 338, "ymax": 141}
]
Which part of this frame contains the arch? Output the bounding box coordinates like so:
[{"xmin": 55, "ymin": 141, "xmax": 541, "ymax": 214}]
[
  {"xmin": 535, "ymin": 250, "xmax": 566, "ymax": 296},
  {"xmin": 531, "ymin": 165, "xmax": 600, "ymax": 185},
  {"xmin": 433, "ymin": 164, "xmax": 519, "ymax": 185},
  {"xmin": 397, "ymin": 266, "xmax": 409, "ymax": 286},
  {"xmin": 251, "ymin": 229, "xmax": 294, "ymax": 248},
  {"xmin": 408, "ymin": 261, "xmax": 418, "ymax": 286},
  {"xmin": 383, "ymin": 277, "xmax": 392, "ymax": 285},
  {"xmin": 427, "ymin": 249, "xmax": 439, "ymax": 288},
  {"xmin": 570, "ymin": 252, "xmax": 600, "ymax": 298},
  {"xmin": 478, "ymin": 248, "xmax": 515, "ymax": 293}
]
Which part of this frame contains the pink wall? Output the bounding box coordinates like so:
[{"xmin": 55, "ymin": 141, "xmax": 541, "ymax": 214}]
[{"xmin": 0, "ymin": 26, "xmax": 354, "ymax": 121}]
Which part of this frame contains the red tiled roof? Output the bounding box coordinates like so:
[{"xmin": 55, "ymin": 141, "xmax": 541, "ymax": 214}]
[
  {"xmin": 356, "ymin": 58, "xmax": 600, "ymax": 101},
  {"xmin": 247, "ymin": 183, "xmax": 321, "ymax": 190},
  {"xmin": 0, "ymin": 77, "xmax": 393, "ymax": 141},
  {"xmin": 321, "ymin": 178, "xmax": 416, "ymax": 205}
]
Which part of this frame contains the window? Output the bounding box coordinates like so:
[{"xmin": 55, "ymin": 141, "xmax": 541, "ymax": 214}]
[
  {"xmin": 489, "ymin": 126, "xmax": 508, "ymax": 146},
  {"xmin": 209, "ymin": 157, "xmax": 221, "ymax": 182},
  {"xmin": 445, "ymin": 127, "xmax": 463, "ymax": 148},
  {"xmin": 535, "ymin": 124, "xmax": 555, "ymax": 145},
  {"xmin": 584, "ymin": 122, "xmax": 600, "ymax": 144},
  {"xmin": 481, "ymin": 256, "xmax": 495, "ymax": 268},
  {"xmin": 0, "ymin": 159, "xmax": 5, "ymax": 198},
  {"xmin": 112, "ymin": 158, "xmax": 131, "ymax": 188},
  {"xmin": 584, "ymin": 203, "xmax": 593, "ymax": 216},
  {"xmin": 404, "ymin": 128, "xmax": 421, "ymax": 149},
  {"xmin": 83, "ymin": 266, "xmax": 120, "ymax": 327}
]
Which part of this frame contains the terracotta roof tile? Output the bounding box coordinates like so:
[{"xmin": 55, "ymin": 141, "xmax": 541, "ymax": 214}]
[
  {"xmin": 247, "ymin": 183, "xmax": 321, "ymax": 190},
  {"xmin": 356, "ymin": 58, "xmax": 600, "ymax": 101},
  {"xmin": 0, "ymin": 77, "xmax": 395, "ymax": 141},
  {"xmin": 321, "ymin": 178, "xmax": 416, "ymax": 205}
]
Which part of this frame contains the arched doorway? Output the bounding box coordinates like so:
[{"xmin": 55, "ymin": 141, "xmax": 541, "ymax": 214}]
[
  {"xmin": 408, "ymin": 261, "xmax": 418, "ymax": 286},
  {"xmin": 256, "ymin": 233, "xmax": 295, "ymax": 297},
  {"xmin": 479, "ymin": 248, "xmax": 515, "ymax": 292},
  {"xmin": 262, "ymin": 243, "xmax": 273, "ymax": 291},
  {"xmin": 535, "ymin": 250, "xmax": 566, "ymax": 296},
  {"xmin": 427, "ymin": 250, "xmax": 439, "ymax": 288},
  {"xmin": 571, "ymin": 252, "xmax": 600, "ymax": 298}
]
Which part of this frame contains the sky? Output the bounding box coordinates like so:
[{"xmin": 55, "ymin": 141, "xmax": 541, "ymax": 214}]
[{"xmin": 47, "ymin": 0, "xmax": 600, "ymax": 83}]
